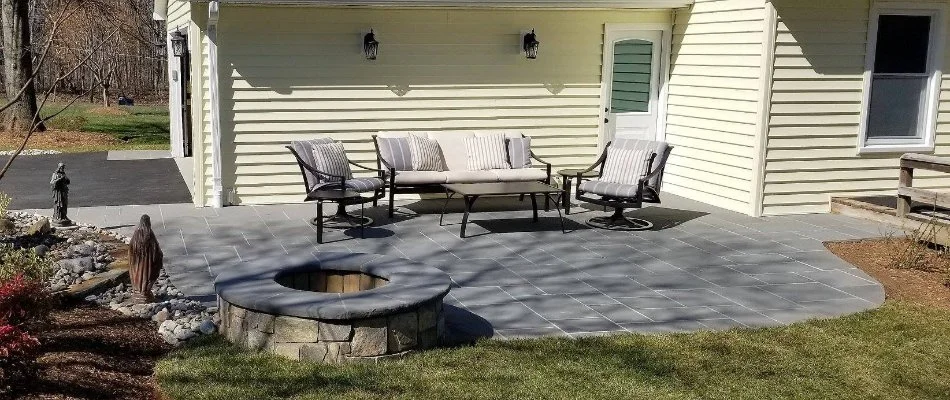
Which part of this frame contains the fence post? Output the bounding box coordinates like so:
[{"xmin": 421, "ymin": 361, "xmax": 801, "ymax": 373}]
[{"xmin": 897, "ymin": 163, "xmax": 914, "ymax": 217}]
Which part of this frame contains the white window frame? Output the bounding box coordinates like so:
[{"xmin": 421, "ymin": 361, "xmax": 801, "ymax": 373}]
[{"xmin": 857, "ymin": 2, "xmax": 947, "ymax": 154}]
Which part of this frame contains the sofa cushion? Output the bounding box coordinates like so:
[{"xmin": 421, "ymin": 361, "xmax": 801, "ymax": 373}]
[
  {"xmin": 506, "ymin": 137, "xmax": 532, "ymax": 169},
  {"xmin": 491, "ymin": 168, "xmax": 546, "ymax": 182},
  {"xmin": 443, "ymin": 170, "xmax": 498, "ymax": 183},
  {"xmin": 428, "ymin": 131, "xmax": 473, "ymax": 171},
  {"xmin": 291, "ymin": 138, "xmax": 334, "ymax": 189},
  {"xmin": 315, "ymin": 177, "xmax": 385, "ymax": 193},
  {"xmin": 613, "ymin": 138, "xmax": 669, "ymax": 187},
  {"xmin": 311, "ymin": 142, "xmax": 353, "ymax": 183},
  {"xmin": 464, "ymin": 134, "xmax": 510, "ymax": 170},
  {"xmin": 408, "ymin": 134, "xmax": 445, "ymax": 171},
  {"xmin": 376, "ymin": 136, "xmax": 413, "ymax": 171},
  {"xmin": 393, "ymin": 170, "xmax": 447, "ymax": 185}
]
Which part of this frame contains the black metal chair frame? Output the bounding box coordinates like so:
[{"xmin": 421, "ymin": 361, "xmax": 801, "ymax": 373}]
[
  {"xmin": 372, "ymin": 134, "xmax": 554, "ymax": 218},
  {"xmin": 573, "ymin": 141, "xmax": 673, "ymax": 231},
  {"xmin": 286, "ymin": 145, "xmax": 387, "ymax": 230}
]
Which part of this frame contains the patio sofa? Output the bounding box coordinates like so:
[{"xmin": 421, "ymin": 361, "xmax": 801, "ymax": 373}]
[{"xmin": 373, "ymin": 131, "xmax": 552, "ymax": 217}]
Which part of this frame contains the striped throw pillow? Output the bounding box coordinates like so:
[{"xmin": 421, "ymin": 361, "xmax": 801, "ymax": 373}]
[
  {"xmin": 376, "ymin": 136, "xmax": 413, "ymax": 171},
  {"xmin": 506, "ymin": 137, "xmax": 532, "ymax": 169},
  {"xmin": 311, "ymin": 142, "xmax": 353, "ymax": 183},
  {"xmin": 407, "ymin": 134, "xmax": 444, "ymax": 171},
  {"xmin": 600, "ymin": 147, "xmax": 652, "ymax": 185},
  {"xmin": 464, "ymin": 134, "xmax": 511, "ymax": 170}
]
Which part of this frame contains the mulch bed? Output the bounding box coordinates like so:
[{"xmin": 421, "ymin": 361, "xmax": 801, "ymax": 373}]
[
  {"xmin": 17, "ymin": 301, "xmax": 171, "ymax": 400},
  {"xmin": 826, "ymin": 239, "xmax": 950, "ymax": 310},
  {"xmin": 0, "ymin": 130, "xmax": 117, "ymax": 151}
]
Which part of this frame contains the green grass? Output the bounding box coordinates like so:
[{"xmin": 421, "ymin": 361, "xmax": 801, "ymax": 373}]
[
  {"xmin": 41, "ymin": 101, "xmax": 170, "ymax": 151},
  {"xmin": 156, "ymin": 302, "xmax": 950, "ymax": 400}
]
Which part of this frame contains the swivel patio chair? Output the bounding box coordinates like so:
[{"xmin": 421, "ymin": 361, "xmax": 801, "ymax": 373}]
[
  {"xmin": 573, "ymin": 138, "xmax": 672, "ymax": 231},
  {"xmin": 287, "ymin": 138, "xmax": 387, "ymax": 230}
]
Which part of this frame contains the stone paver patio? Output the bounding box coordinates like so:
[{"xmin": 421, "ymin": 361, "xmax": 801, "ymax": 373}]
[{"xmin": 20, "ymin": 194, "xmax": 888, "ymax": 340}]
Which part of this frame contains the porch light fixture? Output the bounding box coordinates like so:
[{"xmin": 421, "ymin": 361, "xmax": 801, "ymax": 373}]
[
  {"xmin": 523, "ymin": 29, "xmax": 539, "ymax": 59},
  {"xmin": 363, "ymin": 30, "xmax": 379, "ymax": 60},
  {"xmin": 170, "ymin": 30, "xmax": 187, "ymax": 57}
]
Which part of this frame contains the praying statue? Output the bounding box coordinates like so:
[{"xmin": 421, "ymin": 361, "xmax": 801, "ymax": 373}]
[
  {"xmin": 129, "ymin": 214, "xmax": 163, "ymax": 303},
  {"xmin": 50, "ymin": 163, "xmax": 72, "ymax": 227}
]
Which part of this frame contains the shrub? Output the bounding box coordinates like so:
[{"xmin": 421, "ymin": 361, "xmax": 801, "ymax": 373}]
[
  {"xmin": 51, "ymin": 114, "xmax": 87, "ymax": 132},
  {"xmin": 0, "ymin": 274, "xmax": 53, "ymax": 327},
  {"xmin": 0, "ymin": 324, "xmax": 41, "ymax": 396},
  {"xmin": 0, "ymin": 245, "xmax": 52, "ymax": 283}
]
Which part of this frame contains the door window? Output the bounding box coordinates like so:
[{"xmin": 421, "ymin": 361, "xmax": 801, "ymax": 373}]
[{"xmin": 610, "ymin": 39, "xmax": 653, "ymax": 113}]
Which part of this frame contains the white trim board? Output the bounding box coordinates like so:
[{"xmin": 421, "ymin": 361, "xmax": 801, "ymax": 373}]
[
  {"xmin": 751, "ymin": 1, "xmax": 777, "ymax": 218},
  {"xmin": 856, "ymin": 1, "xmax": 947, "ymax": 155},
  {"xmin": 202, "ymin": 0, "xmax": 694, "ymax": 8}
]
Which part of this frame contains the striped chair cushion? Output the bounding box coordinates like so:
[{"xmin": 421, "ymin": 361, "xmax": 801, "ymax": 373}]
[
  {"xmin": 408, "ymin": 134, "xmax": 444, "ymax": 171},
  {"xmin": 506, "ymin": 137, "xmax": 532, "ymax": 169},
  {"xmin": 376, "ymin": 136, "xmax": 413, "ymax": 171},
  {"xmin": 578, "ymin": 180, "xmax": 640, "ymax": 198},
  {"xmin": 316, "ymin": 177, "xmax": 385, "ymax": 193},
  {"xmin": 600, "ymin": 146, "xmax": 652, "ymax": 185},
  {"xmin": 613, "ymin": 138, "xmax": 669, "ymax": 188},
  {"xmin": 311, "ymin": 142, "xmax": 353, "ymax": 183},
  {"xmin": 292, "ymin": 138, "xmax": 334, "ymax": 189},
  {"xmin": 464, "ymin": 134, "xmax": 510, "ymax": 170}
]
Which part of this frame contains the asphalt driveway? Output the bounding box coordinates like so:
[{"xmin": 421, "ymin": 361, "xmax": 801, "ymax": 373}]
[{"xmin": 0, "ymin": 152, "xmax": 191, "ymax": 209}]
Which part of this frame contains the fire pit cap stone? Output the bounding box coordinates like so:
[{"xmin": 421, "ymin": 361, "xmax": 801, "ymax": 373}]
[{"xmin": 214, "ymin": 252, "xmax": 451, "ymax": 321}]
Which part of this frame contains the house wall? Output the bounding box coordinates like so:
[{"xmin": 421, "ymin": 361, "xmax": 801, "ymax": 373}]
[
  {"xmin": 763, "ymin": 0, "xmax": 950, "ymax": 215},
  {"xmin": 203, "ymin": 5, "xmax": 672, "ymax": 205},
  {"xmin": 166, "ymin": 0, "xmax": 191, "ymax": 31},
  {"xmin": 664, "ymin": 0, "xmax": 768, "ymax": 215}
]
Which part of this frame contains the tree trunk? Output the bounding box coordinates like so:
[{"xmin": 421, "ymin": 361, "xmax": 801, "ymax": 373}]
[
  {"xmin": 0, "ymin": 0, "xmax": 44, "ymax": 133},
  {"xmin": 102, "ymin": 85, "xmax": 110, "ymax": 107}
]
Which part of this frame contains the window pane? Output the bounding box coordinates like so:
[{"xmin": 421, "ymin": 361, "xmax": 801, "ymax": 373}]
[
  {"xmin": 866, "ymin": 75, "xmax": 928, "ymax": 138},
  {"xmin": 874, "ymin": 15, "xmax": 931, "ymax": 73},
  {"xmin": 611, "ymin": 39, "xmax": 652, "ymax": 113}
]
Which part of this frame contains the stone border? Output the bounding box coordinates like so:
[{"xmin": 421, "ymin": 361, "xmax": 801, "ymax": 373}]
[{"xmin": 214, "ymin": 252, "xmax": 452, "ymax": 362}]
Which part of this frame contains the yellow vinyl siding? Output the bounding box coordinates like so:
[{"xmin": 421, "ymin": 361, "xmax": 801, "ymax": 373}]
[
  {"xmin": 763, "ymin": 0, "xmax": 950, "ymax": 215},
  {"xmin": 209, "ymin": 6, "xmax": 671, "ymax": 205},
  {"xmin": 166, "ymin": 0, "xmax": 190, "ymax": 31},
  {"xmin": 664, "ymin": 0, "xmax": 766, "ymax": 215}
]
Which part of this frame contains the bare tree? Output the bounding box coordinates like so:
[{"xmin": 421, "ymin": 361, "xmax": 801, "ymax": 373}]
[{"xmin": 1, "ymin": 0, "xmax": 44, "ymax": 132}]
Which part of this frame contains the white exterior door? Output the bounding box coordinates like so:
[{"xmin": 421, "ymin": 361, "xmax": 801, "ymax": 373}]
[{"xmin": 601, "ymin": 28, "xmax": 666, "ymax": 143}]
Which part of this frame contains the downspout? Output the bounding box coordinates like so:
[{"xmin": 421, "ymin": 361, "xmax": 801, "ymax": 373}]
[
  {"xmin": 207, "ymin": 0, "xmax": 224, "ymax": 208},
  {"xmin": 750, "ymin": 1, "xmax": 777, "ymax": 217}
]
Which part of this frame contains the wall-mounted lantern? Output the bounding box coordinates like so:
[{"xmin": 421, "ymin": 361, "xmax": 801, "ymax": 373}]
[
  {"xmin": 523, "ymin": 29, "xmax": 539, "ymax": 59},
  {"xmin": 170, "ymin": 30, "xmax": 187, "ymax": 57},
  {"xmin": 363, "ymin": 30, "xmax": 379, "ymax": 60}
]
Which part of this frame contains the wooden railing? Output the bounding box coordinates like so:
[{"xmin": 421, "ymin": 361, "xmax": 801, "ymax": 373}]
[{"xmin": 897, "ymin": 153, "xmax": 950, "ymax": 217}]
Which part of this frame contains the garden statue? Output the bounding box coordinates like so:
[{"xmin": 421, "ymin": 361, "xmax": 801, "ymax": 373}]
[
  {"xmin": 50, "ymin": 163, "xmax": 73, "ymax": 227},
  {"xmin": 129, "ymin": 214, "xmax": 163, "ymax": 303}
]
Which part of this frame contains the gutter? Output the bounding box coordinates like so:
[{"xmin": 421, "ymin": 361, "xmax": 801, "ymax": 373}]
[
  {"xmin": 194, "ymin": 0, "xmax": 695, "ymax": 8},
  {"xmin": 152, "ymin": 0, "xmax": 168, "ymax": 20},
  {"xmin": 750, "ymin": 1, "xmax": 777, "ymax": 217},
  {"xmin": 207, "ymin": 0, "xmax": 225, "ymax": 208}
]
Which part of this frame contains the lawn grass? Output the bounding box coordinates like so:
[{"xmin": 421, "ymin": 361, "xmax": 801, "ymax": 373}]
[
  {"xmin": 39, "ymin": 101, "xmax": 170, "ymax": 151},
  {"xmin": 156, "ymin": 301, "xmax": 950, "ymax": 400}
]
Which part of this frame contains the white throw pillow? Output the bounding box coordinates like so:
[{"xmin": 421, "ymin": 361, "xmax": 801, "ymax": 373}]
[
  {"xmin": 600, "ymin": 147, "xmax": 652, "ymax": 185},
  {"xmin": 407, "ymin": 134, "xmax": 444, "ymax": 171},
  {"xmin": 311, "ymin": 142, "xmax": 353, "ymax": 183},
  {"xmin": 463, "ymin": 134, "xmax": 510, "ymax": 170}
]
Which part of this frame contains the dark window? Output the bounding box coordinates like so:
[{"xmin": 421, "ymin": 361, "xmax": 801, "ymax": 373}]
[{"xmin": 873, "ymin": 15, "xmax": 932, "ymax": 73}]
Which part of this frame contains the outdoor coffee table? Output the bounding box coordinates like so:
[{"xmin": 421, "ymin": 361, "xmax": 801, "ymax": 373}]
[{"xmin": 439, "ymin": 182, "xmax": 566, "ymax": 238}]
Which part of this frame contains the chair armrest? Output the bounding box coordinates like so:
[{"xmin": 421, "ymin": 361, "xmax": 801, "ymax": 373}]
[
  {"xmin": 347, "ymin": 159, "xmax": 386, "ymax": 174},
  {"xmin": 530, "ymin": 151, "xmax": 552, "ymax": 167}
]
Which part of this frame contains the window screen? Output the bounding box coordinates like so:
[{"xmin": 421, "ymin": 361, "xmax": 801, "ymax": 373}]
[{"xmin": 865, "ymin": 13, "xmax": 935, "ymax": 141}]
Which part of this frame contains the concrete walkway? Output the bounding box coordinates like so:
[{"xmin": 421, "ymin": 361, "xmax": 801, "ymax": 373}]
[{"xmin": 17, "ymin": 194, "xmax": 888, "ymax": 340}]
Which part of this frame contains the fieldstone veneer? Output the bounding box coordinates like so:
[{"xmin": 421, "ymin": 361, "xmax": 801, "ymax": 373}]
[{"xmin": 214, "ymin": 252, "xmax": 451, "ymax": 363}]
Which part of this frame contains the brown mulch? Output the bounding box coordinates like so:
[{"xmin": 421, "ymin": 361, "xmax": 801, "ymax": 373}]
[
  {"xmin": 86, "ymin": 107, "xmax": 129, "ymax": 116},
  {"xmin": 0, "ymin": 130, "xmax": 117, "ymax": 151},
  {"xmin": 18, "ymin": 302, "xmax": 172, "ymax": 400},
  {"xmin": 826, "ymin": 239, "xmax": 950, "ymax": 310}
]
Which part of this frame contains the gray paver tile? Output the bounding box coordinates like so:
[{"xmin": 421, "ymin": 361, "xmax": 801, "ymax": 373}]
[
  {"xmin": 620, "ymin": 321, "xmax": 705, "ymax": 334},
  {"xmin": 697, "ymin": 318, "xmax": 745, "ymax": 331},
  {"xmin": 616, "ymin": 294, "xmax": 684, "ymax": 309},
  {"xmin": 550, "ymin": 317, "xmax": 623, "ymax": 334},
  {"xmin": 589, "ymin": 304, "xmax": 652, "ymax": 324},
  {"xmin": 520, "ymin": 294, "xmax": 594, "ymax": 320},
  {"xmin": 760, "ymin": 282, "xmax": 854, "ymax": 304},
  {"xmin": 450, "ymin": 287, "xmax": 514, "ymax": 306},
  {"xmin": 634, "ymin": 306, "xmax": 727, "ymax": 322},
  {"xmin": 464, "ymin": 302, "xmax": 551, "ymax": 330},
  {"xmin": 710, "ymin": 286, "xmax": 802, "ymax": 311},
  {"xmin": 749, "ymin": 272, "xmax": 815, "ymax": 285},
  {"xmin": 496, "ymin": 327, "xmax": 567, "ymax": 340},
  {"xmin": 570, "ymin": 292, "xmax": 621, "ymax": 306},
  {"xmin": 655, "ymin": 289, "xmax": 739, "ymax": 307}
]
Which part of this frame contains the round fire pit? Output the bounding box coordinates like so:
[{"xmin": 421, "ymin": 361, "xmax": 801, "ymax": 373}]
[{"xmin": 214, "ymin": 252, "xmax": 451, "ymax": 363}]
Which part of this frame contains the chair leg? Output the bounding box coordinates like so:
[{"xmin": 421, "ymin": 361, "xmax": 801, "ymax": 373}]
[{"xmin": 388, "ymin": 189, "xmax": 395, "ymax": 218}]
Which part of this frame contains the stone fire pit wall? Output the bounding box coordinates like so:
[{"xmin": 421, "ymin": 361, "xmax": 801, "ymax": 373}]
[{"xmin": 214, "ymin": 252, "xmax": 452, "ymax": 363}]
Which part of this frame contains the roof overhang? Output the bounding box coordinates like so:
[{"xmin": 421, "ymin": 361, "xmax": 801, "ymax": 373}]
[{"xmin": 199, "ymin": 0, "xmax": 693, "ymax": 8}]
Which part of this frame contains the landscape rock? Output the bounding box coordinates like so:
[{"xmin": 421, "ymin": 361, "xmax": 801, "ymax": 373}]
[
  {"xmin": 27, "ymin": 218, "xmax": 51, "ymax": 236},
  {"xmin": 199, "ymin": 320, "xmax": 217, "ymax": 335},
  {"xmin": 33, "ymin": 244, "xmax": 49, "ymax": 257}
]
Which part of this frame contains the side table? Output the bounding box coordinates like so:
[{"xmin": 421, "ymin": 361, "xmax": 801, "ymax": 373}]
[{"xmin": 557, "ymin": 169, "xmax": 600, "ymax": 215}]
